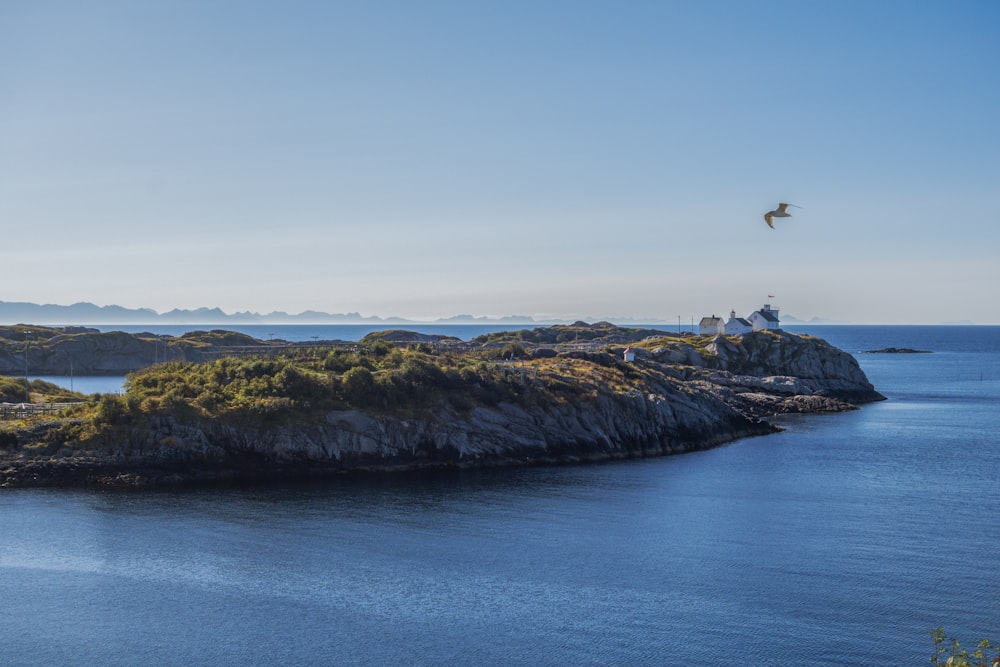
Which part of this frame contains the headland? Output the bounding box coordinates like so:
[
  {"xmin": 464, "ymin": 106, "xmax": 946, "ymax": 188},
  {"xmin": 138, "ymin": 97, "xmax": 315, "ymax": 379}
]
[{"xmin": 0, "ymin": 323, "xmax": 884, "ymax": 488}]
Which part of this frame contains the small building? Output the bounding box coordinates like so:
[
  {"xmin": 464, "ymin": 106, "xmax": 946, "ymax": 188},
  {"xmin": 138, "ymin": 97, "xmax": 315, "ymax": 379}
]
[
  {"xmin": 724, "ymin": 310, "xmax": 753, "ymax": 335},
  {"xmin": 623, "ymin": 346, "xmax": 635, "ymax": 362},
  {"xmin": 698, "ymin": 315, "xmax": 725, "ymax": 335},
  {"xmin": 748, "ymin": 303, "xmax": 781, "ymax": 331}
]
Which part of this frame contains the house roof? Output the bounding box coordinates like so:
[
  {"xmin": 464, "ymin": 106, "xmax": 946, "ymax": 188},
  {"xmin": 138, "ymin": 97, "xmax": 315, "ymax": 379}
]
[
  {"xmin": 699, "ymin": 316, "xmax": 723, "ymax": 325},
  {"xmin": 728, "ymin": 317, "xmax": 751, "ymax": 326},
  {"xmin": 755, "ymin": 309, "xmax": 780, "ymax": 322}
]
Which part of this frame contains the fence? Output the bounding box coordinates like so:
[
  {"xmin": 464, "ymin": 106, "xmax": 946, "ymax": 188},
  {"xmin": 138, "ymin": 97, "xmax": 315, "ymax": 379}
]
[{"xmin": 0, "ymin": 402, "xmax": 81, "ymax": 420}]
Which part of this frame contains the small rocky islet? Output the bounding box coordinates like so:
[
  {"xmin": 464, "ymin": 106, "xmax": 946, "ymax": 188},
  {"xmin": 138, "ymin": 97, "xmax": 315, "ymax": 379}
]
[{"xmin": 0, "ymin": 323, "xmax": 885, "ymax": 488}]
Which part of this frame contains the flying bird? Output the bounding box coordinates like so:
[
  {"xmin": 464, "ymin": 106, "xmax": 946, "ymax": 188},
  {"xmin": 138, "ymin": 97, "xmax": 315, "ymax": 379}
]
[{"xmin": 764, "ymin": 202, "xmax": 801, "ymax": 229}]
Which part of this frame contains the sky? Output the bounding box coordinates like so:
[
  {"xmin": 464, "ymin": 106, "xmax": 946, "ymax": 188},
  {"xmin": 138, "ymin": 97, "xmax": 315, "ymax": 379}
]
[{"xmin": 2, "ymin": 1, "xmax": 998, "ymax": 324}]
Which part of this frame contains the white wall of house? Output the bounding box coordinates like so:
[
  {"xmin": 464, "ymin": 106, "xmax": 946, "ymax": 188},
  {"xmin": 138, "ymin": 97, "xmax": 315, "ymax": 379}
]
[
  {"xmin": 749, "ymin": 308, "xmax": 780, "ymax": 331},
  {"xmin": 724, "ymin": 316, "xmax": 752, "ymax": 335},
  {"xmin": 698, "ymin": 316, "xmax": 724, "ymax": 335}
]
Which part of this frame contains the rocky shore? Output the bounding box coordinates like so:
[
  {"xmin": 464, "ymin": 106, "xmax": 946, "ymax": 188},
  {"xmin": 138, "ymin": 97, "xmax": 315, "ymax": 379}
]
[{"xmin": 0, "ymin": 326, "xmax": 885, "ymax": 488}]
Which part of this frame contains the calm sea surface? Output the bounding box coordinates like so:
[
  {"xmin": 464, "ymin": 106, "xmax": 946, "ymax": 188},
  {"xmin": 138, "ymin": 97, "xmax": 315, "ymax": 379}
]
[{"xmin": 4, "ymin": 325, "xmax": 999, "ymax": 665}]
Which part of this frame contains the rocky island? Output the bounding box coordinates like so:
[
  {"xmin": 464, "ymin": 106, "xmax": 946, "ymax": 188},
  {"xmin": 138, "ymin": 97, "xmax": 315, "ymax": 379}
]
[{"xmin": 0, "ymin": 323, "xmax": 884, "ymax": 488}]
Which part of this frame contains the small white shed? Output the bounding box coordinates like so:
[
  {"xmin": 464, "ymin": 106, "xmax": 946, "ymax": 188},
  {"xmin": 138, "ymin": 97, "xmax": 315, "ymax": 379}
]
[{"xmin": 698, "ymin": 315, "xmax": 724, "ymax": 335}]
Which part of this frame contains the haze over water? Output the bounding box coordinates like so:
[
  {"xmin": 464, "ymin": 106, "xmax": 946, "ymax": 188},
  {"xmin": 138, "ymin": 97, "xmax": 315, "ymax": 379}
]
[{"xmin": 3, "ymin": 325, "xmax": 999, "ymax": 665}]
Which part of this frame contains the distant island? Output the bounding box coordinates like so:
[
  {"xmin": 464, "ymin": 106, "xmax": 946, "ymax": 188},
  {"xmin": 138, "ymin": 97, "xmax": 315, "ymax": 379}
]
[{"xmin": 0, "ymin": 323, "xmax": 884, "ymax": 488}]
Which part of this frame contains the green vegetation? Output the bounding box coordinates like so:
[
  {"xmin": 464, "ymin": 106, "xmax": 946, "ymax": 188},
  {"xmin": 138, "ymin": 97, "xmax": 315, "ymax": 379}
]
[
  {"xmin": 178, "ymin": 329, "xmax": 268, "ymax": 347},
  {"xmin": 62, "ymin": 332, "xmax": 665, "ymax": 438},
  {"xmin": 470, "ymin": 321, "xmax": 668, "ymax": 347},
  {"xmin": 0, "ymin": 376, "xmax": 30, "ymax": 403},
  {"xmin": 116, "ymin": 343, "xmax": 547, "ymax": 423},
  {"xmin": 931, "ymin": 628, "xmax": 998, "ymax": 666},
  {"xmin": 360, "ymin": 330, "xmax": 460, "ymax": 346},
  {"xmin": 0, "ymin": 376, "xmax": 86, "ymax": 403}
]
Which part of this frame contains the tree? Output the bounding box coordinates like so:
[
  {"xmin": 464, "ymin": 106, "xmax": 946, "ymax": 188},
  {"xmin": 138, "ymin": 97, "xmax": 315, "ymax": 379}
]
[{"xmin": 341, "ymin": 367, "xmax": 376, "ymax": 404}]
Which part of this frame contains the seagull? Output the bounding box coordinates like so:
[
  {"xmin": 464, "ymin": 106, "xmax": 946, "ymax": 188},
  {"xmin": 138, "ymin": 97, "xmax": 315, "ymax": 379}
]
[{"xmin": 764, "ymin": 202, "xmax": 801, "ymax": 229}]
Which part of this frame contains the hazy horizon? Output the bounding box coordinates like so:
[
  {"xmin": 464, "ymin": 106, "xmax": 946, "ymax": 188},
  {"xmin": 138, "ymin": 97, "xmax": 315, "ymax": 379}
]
[
  {"xmin": 0, "ymin": 298, "xmax": 991, "ymax": 327},
  {"xmin": 3, "ymin": 2, "xmax": 997, "ymax": 324}
]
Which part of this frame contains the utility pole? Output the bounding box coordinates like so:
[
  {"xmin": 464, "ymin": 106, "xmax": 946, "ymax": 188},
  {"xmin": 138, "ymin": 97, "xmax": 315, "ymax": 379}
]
[{"xmin": 23, "ymin": 330, "xmax": 29, "ymax": 403}]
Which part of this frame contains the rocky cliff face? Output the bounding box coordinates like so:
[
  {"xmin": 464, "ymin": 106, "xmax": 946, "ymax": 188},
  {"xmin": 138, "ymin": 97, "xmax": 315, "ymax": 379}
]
[
  {"xmin": 123, "ymin": 377, "xmax": 775, "ymax": 476},
  {"xmin": 681, "ymin": 331, "xmax": 882, "ymax": 417},
  {"xmin": 0, "ymin": 329, "xmax": 884, "ymax": 487}
]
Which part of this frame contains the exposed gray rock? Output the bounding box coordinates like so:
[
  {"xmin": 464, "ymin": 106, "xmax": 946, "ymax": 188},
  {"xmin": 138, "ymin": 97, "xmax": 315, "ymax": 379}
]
[
  {"xmin": 701, "ymin": 332, "xmax": 880, "ymax": 404},
  {"xmin": 97, "ymin": 378, "xmax": 773, "ymax": 480}
]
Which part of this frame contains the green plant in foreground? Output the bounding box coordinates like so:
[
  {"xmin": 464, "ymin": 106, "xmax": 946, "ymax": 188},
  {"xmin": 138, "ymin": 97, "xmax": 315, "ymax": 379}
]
[{"xmin": 931, "ymin": 628, "xmax": 998, "ymax": 666}]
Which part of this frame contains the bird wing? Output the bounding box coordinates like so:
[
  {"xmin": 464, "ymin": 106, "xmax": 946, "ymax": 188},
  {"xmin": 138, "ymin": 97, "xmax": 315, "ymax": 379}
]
[
  {"xmin": 776, "ymin": 203, "xmax": 790, "ymax": 213},
  {"xmin": 764, "ymin": 213, "xmax": 774, "ymax": 228}
]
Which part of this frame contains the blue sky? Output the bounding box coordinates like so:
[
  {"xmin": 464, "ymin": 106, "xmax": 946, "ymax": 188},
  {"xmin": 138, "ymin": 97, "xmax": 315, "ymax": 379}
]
[{"xmin": 2, "ymin": 1, "xmax": 998, "ymax": 323}]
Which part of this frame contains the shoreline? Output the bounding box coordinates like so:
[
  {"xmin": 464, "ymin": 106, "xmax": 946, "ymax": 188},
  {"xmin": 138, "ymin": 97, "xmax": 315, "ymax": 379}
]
[{"xmin": 1, "ymin": 421, "xmax": 781, "ymax": 489}]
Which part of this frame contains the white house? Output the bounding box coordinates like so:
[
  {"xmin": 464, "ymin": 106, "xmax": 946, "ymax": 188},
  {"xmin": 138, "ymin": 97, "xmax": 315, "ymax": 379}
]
[
  {"xmin": 623, "ymin": 347, "xmax": 635, "ymax": 362},
  {"xmin": 748, "ymin": 303, "xmax": 781, "ymax": 331},
  {"xmin": 698, "ymin": 315, "xmax": 725, "ymax": 335},
  {"xmin": 724, "ymin": 310, "xmax": 752, "ymax": 335}
]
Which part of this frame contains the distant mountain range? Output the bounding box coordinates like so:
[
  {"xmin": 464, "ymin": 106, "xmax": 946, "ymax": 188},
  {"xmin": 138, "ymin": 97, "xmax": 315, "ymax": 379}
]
[
  {"xmin": 0, "ymin": 300, "xmax": 837, "ymax": 327},
  {"xmin": 779, "ymin": 314, "xmax": 850, "ymax": 325},
  {"xmin": 0, "ymin": 301, "xmax": 545, "ymax": 325},
  {"xmin": 0, "ymin": 300, "xmax": 667, "ymax": 326}
]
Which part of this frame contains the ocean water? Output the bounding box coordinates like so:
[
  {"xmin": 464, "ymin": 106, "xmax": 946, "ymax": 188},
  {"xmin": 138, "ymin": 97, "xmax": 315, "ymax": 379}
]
[
  {"xmin": 2, "ymin": 326, "xmax": 998, "ymax": 666},
  {"xmin": 28, "ymin": 376, "xmax": 126, "ymax": 396}
]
